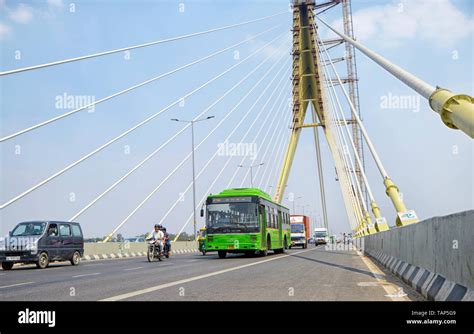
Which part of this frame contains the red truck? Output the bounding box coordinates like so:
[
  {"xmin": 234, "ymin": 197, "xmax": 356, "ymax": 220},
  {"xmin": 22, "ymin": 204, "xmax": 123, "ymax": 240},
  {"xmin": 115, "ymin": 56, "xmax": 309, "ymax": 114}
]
[{"xmin": 289, "ymin": 215, "xmax": 311, "ymax": 248}]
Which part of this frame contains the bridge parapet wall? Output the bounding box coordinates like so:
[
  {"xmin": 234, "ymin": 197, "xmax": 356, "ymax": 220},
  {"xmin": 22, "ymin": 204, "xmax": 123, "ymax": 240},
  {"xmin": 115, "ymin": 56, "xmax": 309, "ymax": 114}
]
[{"xmin": 362, "ymin": 210, "xmax": 473, "ymax": 300}]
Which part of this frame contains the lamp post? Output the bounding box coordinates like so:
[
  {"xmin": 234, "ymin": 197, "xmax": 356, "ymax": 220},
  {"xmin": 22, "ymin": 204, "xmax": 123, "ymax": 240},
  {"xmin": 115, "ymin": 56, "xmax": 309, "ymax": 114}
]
[
  {"xmin": 287, "ymin": 195, "xmax": 303, "ymax": 213},
  {"xmin": 299, "ymin": 204, "xmax": 309, "ymax": 215},
  {"xmin": 238, "ymin": 162, "xmax": 264, "ymax": 188},
  {"xmin": 171, "ymin": 116, "xmax": 214, "ymax": 240}
]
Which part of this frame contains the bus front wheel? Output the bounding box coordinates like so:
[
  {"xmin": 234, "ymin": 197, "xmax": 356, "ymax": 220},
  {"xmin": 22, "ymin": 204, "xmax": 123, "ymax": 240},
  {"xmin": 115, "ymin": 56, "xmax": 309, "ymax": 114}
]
[{"xmin": 218, "ymin": 251, "xmax": 227, "ymax": 259}]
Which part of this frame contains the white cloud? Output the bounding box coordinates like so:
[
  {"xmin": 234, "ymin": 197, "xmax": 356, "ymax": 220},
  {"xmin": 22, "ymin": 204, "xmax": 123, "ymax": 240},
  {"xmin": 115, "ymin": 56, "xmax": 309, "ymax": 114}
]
[
  {"xmin": 8, "ymin": 3, "xmax": 34, "ymax": 24},
  {"xmin": 0, "ymin": 22, "xmax": 11, "ymax": 39},
  {"xmin": 329, "ymin": 0, "xmax": 474, "ymax": 48},
  {"xmin": 47, "ymin": 0, "xmax": 64, "ymax": 10}
]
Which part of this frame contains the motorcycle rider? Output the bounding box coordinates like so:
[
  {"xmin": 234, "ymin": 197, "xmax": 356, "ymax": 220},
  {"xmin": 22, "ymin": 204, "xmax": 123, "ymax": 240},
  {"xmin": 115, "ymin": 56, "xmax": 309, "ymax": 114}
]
[
  {"xmin": 148, "ymin": 224, "xmax": 164, "ymax": 254},
  {"xmin": 162, "ymin": 227, "xmax": 171, "ymax": 255}
]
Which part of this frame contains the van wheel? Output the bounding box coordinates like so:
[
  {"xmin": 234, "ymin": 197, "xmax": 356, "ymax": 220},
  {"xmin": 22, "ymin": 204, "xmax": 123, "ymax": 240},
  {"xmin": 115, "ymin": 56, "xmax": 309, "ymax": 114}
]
[
  {"xmin": 218, "ymin": 251, "xmax": 227, "ymax": 259},
  {"xmin": 36, "ymin": 252, "xmax": 49, "ymax": 269},
  {"xmin": 70, "ymin": 251, "xmax": 81, "ymax": 266},
  {"xmin": 1, "ymin": 262, "xmax": 14, "ymax": 270}
]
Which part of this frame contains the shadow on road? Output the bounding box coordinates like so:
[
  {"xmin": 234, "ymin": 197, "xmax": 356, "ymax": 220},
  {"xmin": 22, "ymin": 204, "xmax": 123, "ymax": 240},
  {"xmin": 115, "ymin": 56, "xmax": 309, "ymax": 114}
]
[{"xmin": 290, "ymin": 253, "xmax": 384, "ymax": 279}]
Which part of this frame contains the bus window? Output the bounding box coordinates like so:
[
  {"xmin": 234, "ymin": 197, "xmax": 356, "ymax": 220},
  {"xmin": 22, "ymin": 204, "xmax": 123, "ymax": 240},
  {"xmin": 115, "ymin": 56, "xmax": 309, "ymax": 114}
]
[
  {"xmin": 259, "ymin": 205, "xmax": 265, "ymax": 227},
  {"xmin": 267, "ymin": 207, "xmax": 271, "ymax": 228},
  {"xmin": 272, "ymin": 208, "xmax": 277, "ymax": 228}
]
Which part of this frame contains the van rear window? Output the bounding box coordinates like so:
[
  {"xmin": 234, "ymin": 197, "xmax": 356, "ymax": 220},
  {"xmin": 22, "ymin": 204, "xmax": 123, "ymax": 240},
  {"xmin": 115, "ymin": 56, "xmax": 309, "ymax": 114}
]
[
  {"xmin": 71, "ymin": 225, "xmax": 82, "ymax": 237},
  {"xmin": 60, "ymin": 224, "xmax": 71, "ymax": 236}
]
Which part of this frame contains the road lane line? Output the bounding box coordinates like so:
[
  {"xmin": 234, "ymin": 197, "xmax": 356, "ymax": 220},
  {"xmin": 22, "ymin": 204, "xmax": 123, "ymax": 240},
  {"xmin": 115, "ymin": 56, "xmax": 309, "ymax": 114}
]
[
  {"xmin": 72, "ymin": 272, "xmax": 101, "ymax": 278},
  {"xmin": 0, "ymin": 281, "xmax": 35, "ymax": 289},
  {"xmin": 356, "ymin": 250, "xmax": 410, "ymax": 301},
  {"xmin": 123, "ymin": 267, "xmax": 144, "ymax": 271},
  {"xmin": 100, "ymin": 248, "xmax": 316, "ymax": 301}
]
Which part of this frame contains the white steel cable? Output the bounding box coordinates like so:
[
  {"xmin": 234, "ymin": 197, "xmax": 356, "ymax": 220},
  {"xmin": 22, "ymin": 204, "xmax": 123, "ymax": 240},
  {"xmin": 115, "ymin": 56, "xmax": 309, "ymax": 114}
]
[
  {"xmin": 315, "ymin": 32, "xmax": 364, "ymax": 229},
  {"xmin": 262, "ymin": 122, "xmax": 290, "ymax": 192},
  {"xmin": 106, "ymin": 44, "xmax": 290, "ymax": 237},
  {"xmin": 321, "ymin": 53, "xmax": 377, "ymax": 204},
  {"xmin": 256, "ymin": 95, "xmax": 293, "ymax": 189},
  {"xmin": 321, "ymin": 60, "xmax": 368, "ymax": 216},
  {"xmin": 248, "ymin": 92, "xmax": 290, "ymax": 185},
  {"xmin": 68, "ymin": 41, "xmax": 287, "ymax": 222},
  {"xmin": 0, "ymin": 32, "xmax": 287, "ymax": 210},
  {"xmin": 0, "ymin": 11, "xmax": 288, "ymax": 76},
  {"xmin": 0, "ymin": 26, "xmax": 280, "ymax": 142},
  {"xmin": 170, "ymin": 67, "xmax": 292, "ymax": 240},
  {"xmin": 257, "ymin": 103, "xmax": 291, "ymax": 189},
  {"xmin": 327, "ymin": 94, "xmax": 365, "ymax": 228},
  {"xmin": 261, "ymin": 101, "xmax": 293, "ymax": 191},
  {"xmin": 157, "ymin": 59, "xmax": 291, "ymax": 226},
  {"xmin": 239, "ymin": 92, "xmax": 285, "ymax": 188},
  {"xmin": 315, "ymin": 16, "xmax": 435, "ymax": 99},
  {"xmin": 316, "ymin": 24, "xmax": 391, "ymax": 179},
  {"xmin": 226, "ymin": 81, "xmax": 289, "ymax": 188},
  {"xmin": 326, "ymin": 109, "xmax": 363, "ymax": 228},
  {"xmin": 325, "ymin": 78, "xmax": 368, "ymax": 216},
  {"xmin": 317, "ymin": 62, "xmax": 361, "ymax": 229},
  {"xmin": 239, "ymin": 96, "xmax": 289, "ymax": 189}
]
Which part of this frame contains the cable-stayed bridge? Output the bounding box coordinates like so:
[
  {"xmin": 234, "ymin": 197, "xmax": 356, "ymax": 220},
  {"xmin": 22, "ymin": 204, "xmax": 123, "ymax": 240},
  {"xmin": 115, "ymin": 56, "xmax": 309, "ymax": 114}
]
[{"xmin": 0, "ymin": 0, "xmax": 472, "ymax": 302}]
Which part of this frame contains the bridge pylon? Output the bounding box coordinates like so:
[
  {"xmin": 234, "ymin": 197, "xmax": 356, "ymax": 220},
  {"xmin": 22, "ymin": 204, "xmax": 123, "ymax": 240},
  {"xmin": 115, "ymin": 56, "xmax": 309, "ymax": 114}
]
[{"xmin": 274, "ymin": 1, "xmax": 328, "ymax": 211}]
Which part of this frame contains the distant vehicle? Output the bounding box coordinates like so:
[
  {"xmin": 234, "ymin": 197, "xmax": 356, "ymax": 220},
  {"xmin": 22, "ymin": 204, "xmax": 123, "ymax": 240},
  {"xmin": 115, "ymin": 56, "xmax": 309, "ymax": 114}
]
[
  {"xmin": 198, "ymin": 227, "xmax": 207, "ymax": 255},
  {"xmin": 308, "ymin": 237, "xmax": 315, "ymax": 244},
  {"xmin": 290, "ymin": 215, "xmax": 311, "ymax": 248},
  {"xmin": 314, "ymin": 227, "xmax": 329, "ymax": 245},
  {"xmin": 125, "ymin": 237, "xmax": 145, "ymax": 243},
  {"xmin": 203, "ymin": 188, "xmax": 291, "ymax": 258},
  {"xmin": 0, "ymin": 221, "xmax": 84, "ymax": 270}
]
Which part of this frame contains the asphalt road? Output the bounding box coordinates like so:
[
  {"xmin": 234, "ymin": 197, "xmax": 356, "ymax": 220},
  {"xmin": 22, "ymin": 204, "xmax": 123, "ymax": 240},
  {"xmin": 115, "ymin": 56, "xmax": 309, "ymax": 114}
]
[{"xmin": 0, "ymin": 246, "xmax": 423, "ymax": 301}]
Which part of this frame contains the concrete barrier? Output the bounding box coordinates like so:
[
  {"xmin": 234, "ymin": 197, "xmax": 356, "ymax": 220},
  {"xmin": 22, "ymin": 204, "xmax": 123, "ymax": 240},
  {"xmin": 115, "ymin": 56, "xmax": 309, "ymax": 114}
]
[
  {"xmin": 362, "ymin": 210, "xmax": 474, "ymax": 301},
  {"xmin": 82, "ymin": 241, "xmax": 199, "ymax": 260}
]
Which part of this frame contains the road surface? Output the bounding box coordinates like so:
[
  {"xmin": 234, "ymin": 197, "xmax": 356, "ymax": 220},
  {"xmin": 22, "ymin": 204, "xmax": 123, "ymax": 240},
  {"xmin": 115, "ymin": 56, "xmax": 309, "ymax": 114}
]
[{"xmin": 0, "ymin": 246, "xmax": 423, "ymax": 301}]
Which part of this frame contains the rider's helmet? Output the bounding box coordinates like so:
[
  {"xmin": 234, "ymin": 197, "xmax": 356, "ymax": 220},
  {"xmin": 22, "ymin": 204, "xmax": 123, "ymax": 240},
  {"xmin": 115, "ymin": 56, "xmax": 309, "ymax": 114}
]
[{"xmin": 157, "ymin": 224, "xmax": 163, "ymax": 229}]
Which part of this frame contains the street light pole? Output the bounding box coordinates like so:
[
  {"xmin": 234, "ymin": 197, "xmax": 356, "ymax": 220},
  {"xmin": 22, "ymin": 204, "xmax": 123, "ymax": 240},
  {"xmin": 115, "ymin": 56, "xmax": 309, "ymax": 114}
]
[
  {"xmin": 190, "ymin": 120, "xmax": 196, "ymax": 241},
  {"xmin": 290, "ymin": 195, "xmax": 302, "ymax": 214},
  {"xmin": 171, "ymin": 116, "xmax": 214, "ymax": 240},
  {"xmin": 238, "ymin": 163, "xmax": 264, "ymax": 188}
]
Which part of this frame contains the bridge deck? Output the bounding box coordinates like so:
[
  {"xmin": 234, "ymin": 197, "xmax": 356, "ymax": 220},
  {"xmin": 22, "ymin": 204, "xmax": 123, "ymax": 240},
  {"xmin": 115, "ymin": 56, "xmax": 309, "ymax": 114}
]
[{"xmin": 0, "ymin": 247, "xmax": 423, "ymax": 301}]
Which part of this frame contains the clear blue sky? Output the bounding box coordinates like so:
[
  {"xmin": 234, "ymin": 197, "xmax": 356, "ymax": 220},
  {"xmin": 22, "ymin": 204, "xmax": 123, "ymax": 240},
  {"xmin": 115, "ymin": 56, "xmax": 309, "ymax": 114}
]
[{"xmin": 1, "ymin": 0, "xmax": 473, "ymax": 238}]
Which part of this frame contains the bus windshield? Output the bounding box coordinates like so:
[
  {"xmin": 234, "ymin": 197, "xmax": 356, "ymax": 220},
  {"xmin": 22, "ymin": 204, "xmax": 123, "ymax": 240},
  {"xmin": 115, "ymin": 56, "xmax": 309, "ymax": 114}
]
[
  {"xmin": 315, "ymin": 232, "xmax": 327, "ymax": 237},
  {"xmin": 206, "ymin": 203, "xmax": 259, "ymax": 234},
  {"xmin": 291, "ymin": 224, "xmax": 304, "ymax": 233}
]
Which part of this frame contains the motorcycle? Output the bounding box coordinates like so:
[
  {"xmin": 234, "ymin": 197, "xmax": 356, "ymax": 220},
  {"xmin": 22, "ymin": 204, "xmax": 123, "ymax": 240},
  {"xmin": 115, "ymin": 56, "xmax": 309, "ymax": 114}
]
[
  {"xmin": 198, "ymin": 238, "xmax": 206, "ymax": 256},
  {"xmin": 146, "ymin": 239, "xmax": 170, "ymax": 262}
]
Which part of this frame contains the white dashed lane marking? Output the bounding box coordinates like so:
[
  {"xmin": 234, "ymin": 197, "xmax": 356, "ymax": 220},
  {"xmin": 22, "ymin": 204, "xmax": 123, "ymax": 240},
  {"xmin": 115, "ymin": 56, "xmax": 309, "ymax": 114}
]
[
  {"xmin": 123, "ymin": 267, "xmax": 144, "ymax": 271},
  {"xmin": 72, "ymin": 273, "xmax": 101, "ymax": 278},
  {"xmin": 0, "ymin": 281, "xmax": 35, "ymax": 289}
]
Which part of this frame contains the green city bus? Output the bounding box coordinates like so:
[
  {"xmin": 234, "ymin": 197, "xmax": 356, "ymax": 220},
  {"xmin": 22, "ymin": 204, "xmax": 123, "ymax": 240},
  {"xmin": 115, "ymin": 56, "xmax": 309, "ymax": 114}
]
[{"xmin": 202, "ymin": 188, "xmax": 291, "ymax": 258}]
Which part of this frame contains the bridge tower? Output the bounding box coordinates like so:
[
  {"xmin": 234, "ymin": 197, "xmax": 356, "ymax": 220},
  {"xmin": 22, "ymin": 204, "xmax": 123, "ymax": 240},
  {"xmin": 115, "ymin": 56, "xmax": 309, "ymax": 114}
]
[{"xmin": 275, "ymin": 0, "xmax": 366, "ymax": 233}]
